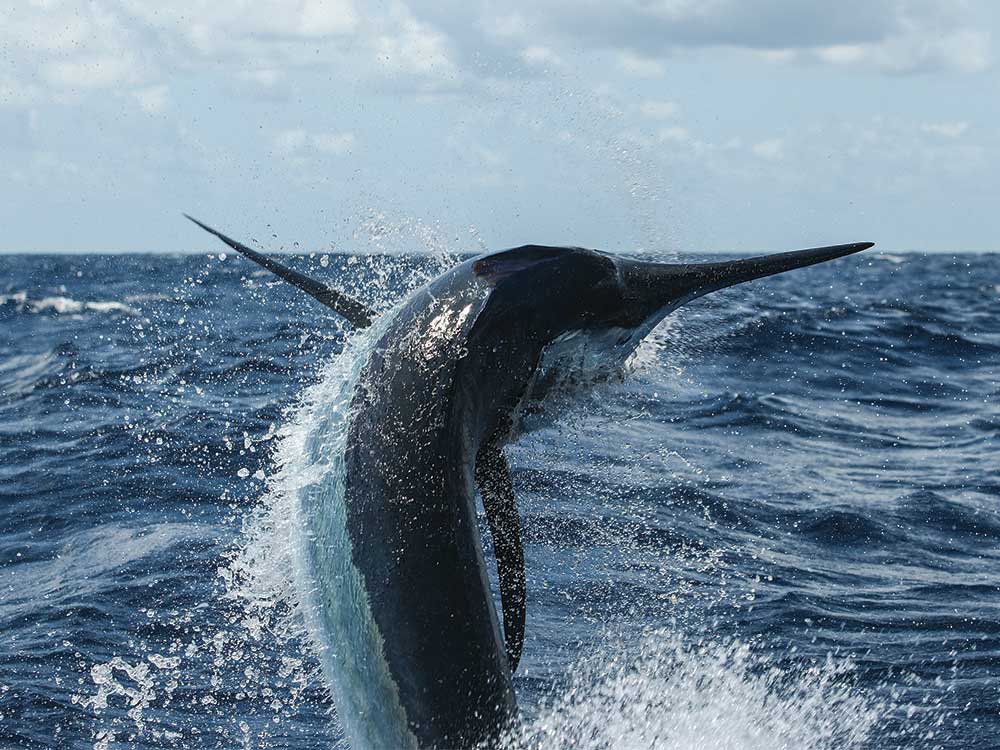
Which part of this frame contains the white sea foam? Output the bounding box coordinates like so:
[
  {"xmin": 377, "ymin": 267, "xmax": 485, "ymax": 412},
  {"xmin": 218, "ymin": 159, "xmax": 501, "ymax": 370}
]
[
  {"xmin": 873, "ymin": 253, "xmax": 908, "ymax": 265},
  {"xmin": 0, "ymin": 290, "xmax": 137, "ymax": 315},
  {"xmin": 32, "ymin": 296, "xmax": 138, "ymax": 315},
  {"xmin": 502, "ymin": 631, "xmax": 893, "ymax": 750},
  {"xmin": 628, "ymin": 314, "xmax": 684, "ymax": 375}
]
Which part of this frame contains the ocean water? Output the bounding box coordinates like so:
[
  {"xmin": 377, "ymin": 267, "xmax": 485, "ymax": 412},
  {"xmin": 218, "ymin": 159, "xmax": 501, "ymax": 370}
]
[{"xmin": 2, "ymin": 250, "xmax": 998, "ymax": 749}]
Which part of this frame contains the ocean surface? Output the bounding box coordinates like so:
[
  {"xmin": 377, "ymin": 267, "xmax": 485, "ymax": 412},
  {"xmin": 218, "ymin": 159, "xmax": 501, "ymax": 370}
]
[{"xmin": 2, "ymin": 250, "xmax": 998, "ymax": 750}]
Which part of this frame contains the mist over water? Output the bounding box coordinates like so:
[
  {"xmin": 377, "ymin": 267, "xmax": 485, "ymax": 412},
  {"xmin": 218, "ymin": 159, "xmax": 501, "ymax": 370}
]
[{"xmin": 2, "ymin": 248, "xmax": 997, "ymax": 749}]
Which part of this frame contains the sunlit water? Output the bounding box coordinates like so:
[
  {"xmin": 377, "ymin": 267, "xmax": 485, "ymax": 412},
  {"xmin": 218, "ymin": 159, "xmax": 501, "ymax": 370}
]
[{"xmin": 2, "ymin": 251, "xmax": 998, "ymax": 749}]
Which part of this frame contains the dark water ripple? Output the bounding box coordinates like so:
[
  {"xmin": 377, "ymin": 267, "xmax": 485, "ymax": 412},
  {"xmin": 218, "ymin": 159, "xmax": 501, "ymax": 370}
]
[{"xmin": 2, "ymin": 252, "xmax": 999, "ymax": 749}]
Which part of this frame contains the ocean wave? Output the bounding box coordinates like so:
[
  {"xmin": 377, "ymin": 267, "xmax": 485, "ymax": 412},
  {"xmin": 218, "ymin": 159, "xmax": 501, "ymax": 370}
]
[
  {"xmin": 518, "ymin": 511, "xmax": 702, "ymax": 552},
  {"xmin": 4, "ymin": 252, "xmax": 998, "ymax": 749},
  {"xmin": 123, "ymin": 292, "xmax": 174, "ymax": 303},
  {"xmin": 0, "ymin": 351, "xmax": 63, "ymax": 397},
  {"xmin": 0, "ymin": 524, "xmax": 216, "ymax": 622},
  {"xmin": 0, "ymin": 291, "xmax": 138, "ymax": 316},
  {"xmin": 893, "ymin": 490, "xmax": 1000, "ymax": 542},
  {"xmin": 798, "ymin": 509, "xmax": 905, "ymax": 547}
]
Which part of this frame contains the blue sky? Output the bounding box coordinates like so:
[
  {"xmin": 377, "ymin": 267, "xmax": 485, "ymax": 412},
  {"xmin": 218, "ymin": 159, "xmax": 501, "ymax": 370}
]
[{"xmin": 1, "ymin": 1, "xmax": 998, "ymax": 254}]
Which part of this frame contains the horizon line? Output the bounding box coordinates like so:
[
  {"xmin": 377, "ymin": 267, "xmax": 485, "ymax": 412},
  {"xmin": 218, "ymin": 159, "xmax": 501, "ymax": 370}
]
[{"xmin": 0, "ymin": 247, "xmax": 996, "ymax": 257}]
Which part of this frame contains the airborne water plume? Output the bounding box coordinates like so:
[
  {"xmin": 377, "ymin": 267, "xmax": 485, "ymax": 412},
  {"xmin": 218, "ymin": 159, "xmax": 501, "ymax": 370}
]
[{"xmin": 1, "ymin": 250, "xmax": 998, "ymax": 749}]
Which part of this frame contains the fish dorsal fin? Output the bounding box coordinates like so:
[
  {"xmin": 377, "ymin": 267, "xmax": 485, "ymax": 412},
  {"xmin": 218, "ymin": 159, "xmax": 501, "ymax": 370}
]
[
  {"xmin": 472, "ymin": 245, "xmax": 571, "ymax": 284},
  {"xmin": 475, "ymin": 437, "xmax": 526, "ymax": 673},
  {"xmin": 184, "ymin": 214, "xmax": 374, "ymax": 328}
]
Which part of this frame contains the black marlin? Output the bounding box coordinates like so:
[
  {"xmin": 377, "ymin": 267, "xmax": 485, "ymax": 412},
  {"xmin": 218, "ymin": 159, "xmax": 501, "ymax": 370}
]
[{"xmin": 186, "ymin": 214, "xmax": 871, "ymax": 749}]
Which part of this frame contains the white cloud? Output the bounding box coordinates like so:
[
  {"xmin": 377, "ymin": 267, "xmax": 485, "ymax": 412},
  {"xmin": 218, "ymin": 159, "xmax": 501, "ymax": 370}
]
[
  {"xmin": 815, "ymin": 45, "xmax": 867, "ymax": 66},
  {"xmin": 134, "ymin": 85, "xmax": 168, "ymax": 113},
  {"xmin": 758, "ymin": 49, "xmax": 798, "ymax": 64},
  {"xmin": 275, "ymin": 129, "xmax": 356, "ymax": 155},
  {"xmin": 531, "ymin": 1, "xmax": 992, "ymax": 77},
  {"xmin": 540, "ymin": 1, "xmax": 901, "ymax": 51},
  {"xmin": 297, "ymin": 0, "xmax": 359, "ymax": 36},
  {"xmin": 275, "ymin": 130, "xmax": 309, "ymax": 153},
  {"xmin": 814, "ymin": 28, "xmax": 991, "ymax": 74},
  {"xmin": 933, "ymin": 28, "xmax": 992, "ymax": 73},
  {"xmin": 0, "ymin": 0, "xmax": 993, "ymax": 122},
  {"xmin": 312, "ymin": 132, "xmax": 357, "ymax": 155},
  {"xmin": 119, "ymin": 0, "xmax": 359, "ymax": 43},
  {"xmin": 618, "ymin": 51, "xmax": 666, "ymax": 78},
  {"xmin": 444, "ymin": 126, "xmax": 510, "ymax": 182},
  {"xmin": 659, "ymin": 126, "xmax": 690, "ymax": 143},
  {"xmin": 0, "ymin": 75, "xmax": 38, "ymax": 108},
  {"xmin": 42, "ymin": 57, "xmax": 141, "ymax": 90},
  {"xmin": 521, "ymin": 45, "xmax": 564, "ymax": 68},
  {"xmin": 639, "ymin": 100, "xmax": 678, "ymax": 119},
  {"xmin": 4, "ymin": 2, "xmax": 146, "ymax": 96},
  {"xmin": 752, "ymin": 138, "xmax": 784, "ymax": 160},
  {"xmin": 0, "ymin": 0, "xmax": 463, "ymax": 110},
  {"xmin": 374, "ymin": 11, "xmax": 458, "ymax": 81},
  {"xmin": 921, "ymin": 121, "xmax": 969, "ymax": 138},
  {"xmin": 475, "ymin": 145, "xmax": 506, "ymax": 167},
  {"xmin": 237, "ymin": 69, "xmax": 285, "ymax": 89},
  {"xmin": 486, "ymin": 13, "xmax": 528, "ymax": 39}
]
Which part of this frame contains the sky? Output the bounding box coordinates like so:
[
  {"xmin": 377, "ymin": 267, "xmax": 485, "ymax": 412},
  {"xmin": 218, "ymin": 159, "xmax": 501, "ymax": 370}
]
[{"xmin": 1, "ymin": 1, "xmax": 998, "ymax": 254}]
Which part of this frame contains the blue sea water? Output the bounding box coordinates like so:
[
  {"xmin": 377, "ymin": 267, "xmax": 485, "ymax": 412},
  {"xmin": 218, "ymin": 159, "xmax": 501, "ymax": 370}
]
[{"xmin": 1, "ymin": 250, "xmax": 998, "ymax": 749}]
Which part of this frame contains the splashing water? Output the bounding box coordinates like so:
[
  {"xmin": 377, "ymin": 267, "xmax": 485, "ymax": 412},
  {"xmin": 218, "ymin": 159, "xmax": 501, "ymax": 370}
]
[
  {"xmin": 219, "ymin": 291, "xmax": 906, "ymax": 749},
  {"xmin": 503, "ymin": 631, "xmax": 889, "ymax": 750},
  {"xmin": 230, "ymin": 310, "xmax": 413, "ymax": 749},
  {"xmin": 50, "ymin": 249, "xmax": 973, "ymax": 749},
  {"xmin": 219, "ymin": 316, "xmax": 908, "ymax": 750},
  {"xmin": 67, "ymin": 249, "xmax": 460, "ymax": 748}
]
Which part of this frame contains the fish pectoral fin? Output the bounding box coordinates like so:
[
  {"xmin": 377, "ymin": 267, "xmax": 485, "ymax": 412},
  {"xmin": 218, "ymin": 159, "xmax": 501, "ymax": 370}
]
[
  {"xmin": 183, "ymin": 214, "xmax": 375, "ymax": 328},
  {"xmin": 475, "ymin": 440, "xmax": 526, "ymax": 674}
]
